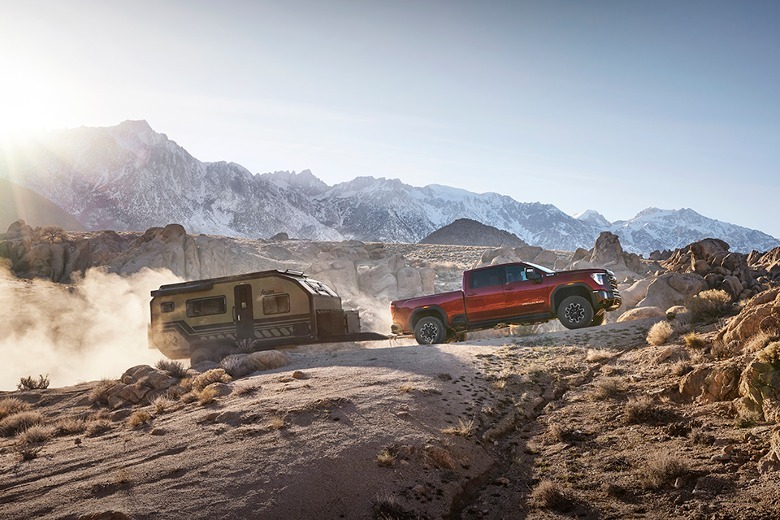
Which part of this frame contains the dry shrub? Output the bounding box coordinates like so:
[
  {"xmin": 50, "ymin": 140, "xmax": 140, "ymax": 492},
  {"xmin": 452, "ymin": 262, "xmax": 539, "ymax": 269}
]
[
  {"xmin": 688, "ymin": 289, "xmax": 731, "ymax": 323},
  {"xmin": 15, "ymin": 443, "xmax": 42, "ymax": 462},
  {"xmin": 17, "ymin": 424, "xmax": 54, "ymax": 444},
  {"xmin": 0, "ymin": 397, "xmax": 29, "ymax": 420},
  {"xmin": 152, "ymin": 396, "xmax": 174, "ymax": 414},
  {"xmin": 585, "ymin": 349, "xmax": 613, "ymax": 363},
  {"xmin": 530, "ymin": 480, "xmax": 573, "ymax": 512},
  {"xmin": 757, "ymin": 341, "xmax": 780, "ymax": 367},
  {"xmin": 624, "ymin": 397, "xmax": 665, "ymax": 424},
  {"xmin": 127, "ymin": 410, "xmax": 151, "ymax": 429},
  {"xmin": 399, "ymin": 383, "xmax": 416, "ymax": 393},
  {"xmin": 55, "ymin": 417, "xmax": 87, "ymax": 436},
  {"xmin": 86, "ymin": 419, "xmax": 112, "ymax": 437},
  {"xmin": 236, "ymin": 338, "xmax": 259, "ymax": 353},
  {"xmin": 181, "ymin": 391, "xmax": 198, "ymax": 404},
  {"xmin": 710, "ymin": 340, "xmax": 738, "ymax": 360},
  {"xmin": 192, "ymin": 369, "xmax": 231, "ymax": 392},
  {"xmin": 590, "ymin": 377, "xmax": 626, "ymax": 400},
  {"xmin": 373, "ymin": 492, "xmax": 413, "ymax": 520},
  {"xmin": 0, "ymin": 411, "xmax": 45, "ymax": 437},
  {"xmin": 672, "ymin": 360, "xmax": 693, "ymax": 377},
  {"xmin": 89, "ymin": 379, "xmax": 119, "ymax": 406},
  {"xmin": 683, "ymin": 332, "xmax": 708, "ymax": 350},
  {"xmin": 155, "ymin": 359, "xmax": 187, "ymax": 378},
  {"xmin": 233, "ymin": 383, "xmax": 259, "ymax": 397},
  {"xmin": 744, "ymin": 331, "xmax": 774, "ymax": 355},
  {"xmin": 442, "ymin": 418, "xmax": 474, "ymax": 437},
  {"xmin": 17, "ymin": 374, "xmax": 50, "ymax": 391},
  {"xmin": 376, "ymin": 448, "xmax": 395, "ymax": 467},
  {"xmin": 647, "ymin": 321, "xmax": 674, "ymax": 346},
  {"xmin": 641, "ymin": 452, "xmax": 689, "ymax": 489},
  {"xmin": 197, "ymin": 385, "xmax": 220, "ymax": 405},
  {"xmin": 424, "ymin": 445, "xmax": 456, "ymax": 470}
]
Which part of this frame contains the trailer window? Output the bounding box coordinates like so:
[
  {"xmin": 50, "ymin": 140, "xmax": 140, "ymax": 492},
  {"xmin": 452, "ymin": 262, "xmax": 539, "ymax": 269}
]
[
  {"xmin": 186, "ymin": 296, "xmax": 227, "ymax": 317},
  {"xmin": 160, "ymin": 302, "xmax": 175, "ymax": 313},
  {"xmin": 263, "ymin": 293, "xmax": 290, "ymax": 315}
]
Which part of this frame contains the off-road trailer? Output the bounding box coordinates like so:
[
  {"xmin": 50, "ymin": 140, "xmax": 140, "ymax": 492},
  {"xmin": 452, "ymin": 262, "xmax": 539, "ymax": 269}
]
[{"xmin": 149, "ymin": 269, "xmax": 385, "ymax": 364}]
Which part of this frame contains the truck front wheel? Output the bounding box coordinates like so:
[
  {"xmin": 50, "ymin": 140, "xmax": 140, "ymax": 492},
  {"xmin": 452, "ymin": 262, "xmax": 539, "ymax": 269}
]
[
  {"xmin": 414, "ymin": 316, "xmax": 446, "ymax": 345},
  {"xmin": 557, "ymin": 296, "xmax": 594, "ymax": 330}
]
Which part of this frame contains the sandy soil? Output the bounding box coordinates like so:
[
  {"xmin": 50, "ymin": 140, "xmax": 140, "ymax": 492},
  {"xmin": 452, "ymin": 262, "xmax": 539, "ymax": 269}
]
[{"xmin": 2, "ymin": 317, "xmax": 779, "ymax": 520}]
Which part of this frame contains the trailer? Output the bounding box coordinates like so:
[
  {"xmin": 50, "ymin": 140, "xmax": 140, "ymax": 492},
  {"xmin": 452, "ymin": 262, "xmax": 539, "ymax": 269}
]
[{"xmin": 149, "ymin": 269, "xmax": 384, "ymax": 363}]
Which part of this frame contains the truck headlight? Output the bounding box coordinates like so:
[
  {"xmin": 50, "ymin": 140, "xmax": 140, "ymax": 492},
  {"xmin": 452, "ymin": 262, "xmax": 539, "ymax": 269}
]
[{"xmin": 590, "ymin": 273, "xmax": 606, "ymax": 286}]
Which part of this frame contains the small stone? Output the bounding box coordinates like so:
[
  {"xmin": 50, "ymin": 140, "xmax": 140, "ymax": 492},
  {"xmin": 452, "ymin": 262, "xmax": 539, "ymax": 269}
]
[
  {"xmin": 494, "ymin": 477, "xmax": 510, "ymax": 486},
  {"xmin": 150, "ymin": 428, "xmax": 167, "ymax": 436},
  {"xmin": 291, "ymin": 370, "xmax": 308, "ymax": 380}
]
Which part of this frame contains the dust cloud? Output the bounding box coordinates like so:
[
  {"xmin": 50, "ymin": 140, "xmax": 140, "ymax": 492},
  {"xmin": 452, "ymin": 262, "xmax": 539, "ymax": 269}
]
[{"xmin": 0, "ymin": 265, "xmax": 183, "ymax": 390}]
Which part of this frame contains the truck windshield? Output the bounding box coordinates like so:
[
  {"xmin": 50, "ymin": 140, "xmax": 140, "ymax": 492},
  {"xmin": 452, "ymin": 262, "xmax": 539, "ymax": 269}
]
[{"xmin": 525, "ymin": 262, "xmax": 555, "ymax": 274}]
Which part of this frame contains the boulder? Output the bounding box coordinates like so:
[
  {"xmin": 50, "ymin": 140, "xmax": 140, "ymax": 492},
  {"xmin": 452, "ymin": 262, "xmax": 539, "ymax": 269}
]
[
  {"xmin": 620, "ymin": 277, "xmax": 654, "ymax": 309},
  {"xmin": 678, "ymin": 361, "xmax": 742, "ymax": 402},
  {"xmin": 638, "ymin": 273, "xmax": 708, "ymax": 311},
  {"xmin": 358, "ymin": 264, "xmax": 397, "ymax": 298},
  {"xmin": 515, "ymin": 246, "xmax": 544, "ymax": 262},
  {"xmin": 589, "ymin": 231, "xmax": 625, "ymax": 268},
  {"xmin": 736, "ymin": 342, "xmax": 780, "ymax": 423},
  {"xmin": 718, "ymin": 287, "xmax": 780, "ymax": 347},
  {"xmin": 396, "ymin": 266, "xmax": 424, "ymax": 299},
  {"xmin": 616, "ymin": 306, "xmax": 665, "ymax": 322}
]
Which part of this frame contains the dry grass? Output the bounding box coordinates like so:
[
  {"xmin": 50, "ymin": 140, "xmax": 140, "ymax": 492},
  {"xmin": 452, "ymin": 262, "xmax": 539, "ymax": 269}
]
[
  {"xmin": 399, "ymin": 383, "xmax": 416, "ymax": 393},
  {"xmin": 127, "ymin": 410, "xmax": 152, "ymax": 429},
  {"xmin": 85, "ymin": 419, "xmax": 112, "ymax": 437},
  {"xmin": 585, "ymin": 349, "xmax": 613, "ymax": 363},
  {"xmin": 683, "ymin": 332, "xmax": 708, "ymax": 350},
  {"xmin": 757, "ymin": 341, "xmax": 780, "ymax": 366},
  {"xmin": 647, "ymin": 321, "xmax": 674, "ymax": 346},
  {"xmin": 197, "ymin": 386, "xmax": 220, "ymax": 405},
  {"xmin": 17, "ymin": 424, "xmax": 54, "ymax": 444},
  {"xmin": 55, "ymin": 417, "xmax": 87, "ymax": 436},
  {"xmin": 672, "ymin": 360, "xmax": 693, "ymax": 377},
  {"xmin": 17, "ymin": 374, "xmax": 50, "ymax": 391},
  {"xmin": 744, "ymin": 331, "xmax": 774, "ymax": 354},
  {"xmin": 641, "ymin": 452, "xmax": 689, "ymax": 489},
  {"xmin": 624, "ymin": 397, "xmax": 666, "ymax": 424},
  {"xmin": 0, "ymin": 411, "xmax": 45, "ymax": 437},
  {"xmin": 152, "ymin": 396, "xmax": 174, "ymax": 414},
  {"xmin": 267, "ymin": 415, "xmax": 286, "ymax": 430},
  {"xmin": 376, "ymin": 448, "xmax": 396, "ymax": 467},
  {"xmin": 688, "ymin": 289, "xmax": 731, "ymax": 323},
  {"xmin": 441, "ymin": 418, "xmax": 474, "ymax": 437},
  {"xmin": 15, "ymin": 443, "xmax": 42, "ymax": 462},
  {"xmin": 530, "ymin": 480, "xmax": 573, "ymax": 512},
  {"xmin": 590, "ymin": 377, "xmax": 626, "ymax": 400},
  {"xmin": 89, "ymin": 379, "xmax": 119, "ymax": 406},
  {"xmin": 192, "ymin": 369, "xmax": 232, "ymax": 392},
  {"xmin": 155, "ymin": 359, "xmax": 187, "ymax": 378},
  {"xmin": 233, "ymin": 383, "xmax": 260, "ymax": 396},
  {"xmin": 0, "ymin": 397, "xmax": 29, "ymax": 420}
]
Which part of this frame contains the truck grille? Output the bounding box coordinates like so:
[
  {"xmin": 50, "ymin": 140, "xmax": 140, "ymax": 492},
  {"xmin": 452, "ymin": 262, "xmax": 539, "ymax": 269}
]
[{"xmin": 607, "ymin": 271, "xmax": 620, "ymax": 296}]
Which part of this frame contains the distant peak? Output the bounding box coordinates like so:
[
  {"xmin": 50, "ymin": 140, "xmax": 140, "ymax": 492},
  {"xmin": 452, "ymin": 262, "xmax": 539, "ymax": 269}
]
[{"xmin": 116, "ymin": 120, "xmax": 154, "ymax": 132}]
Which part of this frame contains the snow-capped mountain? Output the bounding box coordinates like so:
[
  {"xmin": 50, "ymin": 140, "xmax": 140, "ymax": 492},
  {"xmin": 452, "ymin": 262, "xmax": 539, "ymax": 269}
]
[{"xmin": 1, "ymin": 121, "xmax": 778, "ymax": 254}]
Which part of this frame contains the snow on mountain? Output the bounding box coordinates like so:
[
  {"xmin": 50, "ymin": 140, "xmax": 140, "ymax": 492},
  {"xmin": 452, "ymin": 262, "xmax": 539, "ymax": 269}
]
[{"xmin": 1, "ymin": 121, "xmax": 778, "ymax": 255}]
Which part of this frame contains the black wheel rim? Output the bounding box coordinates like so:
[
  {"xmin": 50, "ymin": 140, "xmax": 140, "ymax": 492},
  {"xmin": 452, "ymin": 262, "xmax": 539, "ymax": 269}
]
[{"xmin": 564, "ymin": 302, "xmax": 586, "ymax": 324}]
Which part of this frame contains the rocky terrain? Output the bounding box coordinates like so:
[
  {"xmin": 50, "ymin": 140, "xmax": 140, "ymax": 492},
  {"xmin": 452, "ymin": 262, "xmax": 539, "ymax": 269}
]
[{"xmin": 2, "ymin": 222, "xmax": 780, "ymax": 519}]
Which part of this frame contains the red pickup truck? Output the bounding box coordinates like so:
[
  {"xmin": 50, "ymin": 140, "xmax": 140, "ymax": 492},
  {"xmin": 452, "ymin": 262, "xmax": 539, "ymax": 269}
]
[{"xmin": 390, "ymin": 262, "xmax": 621, "ymax": 344}]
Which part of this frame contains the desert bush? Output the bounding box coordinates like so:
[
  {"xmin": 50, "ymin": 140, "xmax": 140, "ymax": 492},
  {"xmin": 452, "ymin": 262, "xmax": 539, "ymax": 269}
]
[
  {"xmin": 152, "ymin": 396, "xmax": 174, "ymax": 414},
  {"xmin": 127, "ymin": 410, "xmax": 152, "ymax": 429},
  {"xmin": 710, "ymin": 340, "xmax": 738, "ymax": 360},
  {"xmin": 0, "ymin": 411, "xmax": 45, "ymax": 437},
  {"xmin": 89, "ymin": 379, "xmax": 119, "ymax": 406},
  {"xmin": 155, "ymin": 359, "xmax": 187, "ymax": 378},
  {"xmin": 17, "ymin": 424, "xmax": 54, "ymax": 444},
  {"xmin": 17, "ymin": 374, "xmax": 50, "ymax": 391},
  {"xmin": 585, "ymin": 349, "xmax": 613, "ymax": 363},
  {"xmin": 0, "ymin": 397, "xmax": 29, "ymax": 420},
  {"xmin": 442, "ymin": 418, "xmax": 474, "ymax": 437},
  {"xmin": 192, "ymin": 369, "xmax": 231, "ymax": 392},
  {"xmin": 85, "ymin": 419, "xmax": 112, "ymax": 437},
  {"xmin": 399, "ymin": 383, "xmax": 416, "ymax": 393},
  {"xmin": 376, "ymin": 448, "xmax": 395, "ymax": 467},
  {"xmin": 181, "ymin": 391, "xmax": 198, "ymax": 404},
  {"xmin": 672, "ymin": 360, "xmax": 693, "ymax": 377},
  {"xmin": 55, "ymin": 417, "xmax": 87, "ymax": 436},
  {"xmin": 590, "ymin": 377, "xmax": 626, "ymax": 400},
  {"xmin": 530, "ymin": 480, "xmax": 573, "ymax": 512},
  {"xmin": 756, "ymin": 341, "xmax": 780, "ymax": 367},
  {"xmin": 267, "ymin": 415, "xmax": 286, "ymax": 430},
  {"xmin": 647, "ymin": 321, "xmax": 674, "ymax": 346},
  {"xmin": 15, "ymin": 443, "xmax": 42, "ymax": 461},
  {"xmin": 624, "ymin": 397, "xmax": 665, "ymax": 424},
  {"xmin": 688, "ymin": 289, "xmax": 731, "ymax": 323},
  {"xmin": 641, "ymin": 452, "xmax": 689, "ymax": 489},
  {"xmin": 233, "ymin": 383, "xmax": 259, "ymax": 397},
  {"xmin": 197, "ymin": 385, "xmax": 220, "ymax": 405},
  {"xmin": 743, "ymin": 331, "xmax": 774, "ymax": 355},
  {"xmin": 683, "ymin": 332, "xmax": 708, "ymax": 350}
]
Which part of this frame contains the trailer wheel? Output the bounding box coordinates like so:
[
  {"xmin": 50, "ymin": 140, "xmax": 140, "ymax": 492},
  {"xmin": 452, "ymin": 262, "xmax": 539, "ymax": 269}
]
[
  {"xmin": 557, "ymin": 295, "xmax": 594, "ymax": 330},
  {"xmin": 414, "ymin": 316, "xmax": 446, "ymax": 345}
]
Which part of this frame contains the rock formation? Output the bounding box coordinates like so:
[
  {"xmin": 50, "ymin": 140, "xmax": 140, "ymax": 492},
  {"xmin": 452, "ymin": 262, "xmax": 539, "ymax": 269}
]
[{"xmin": 419, "ymin": 218, "xmax": 528, "ymax": 247}]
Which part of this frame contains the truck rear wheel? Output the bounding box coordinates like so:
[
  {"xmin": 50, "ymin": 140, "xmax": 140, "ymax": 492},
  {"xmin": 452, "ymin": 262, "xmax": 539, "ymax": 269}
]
[
  {"xmin": 557, "ymin": 295, "xmax": 594, "ymax": 330},
  {"xmin": 414, "ymin": 316, "xmax": 446, "ymax": 345}
]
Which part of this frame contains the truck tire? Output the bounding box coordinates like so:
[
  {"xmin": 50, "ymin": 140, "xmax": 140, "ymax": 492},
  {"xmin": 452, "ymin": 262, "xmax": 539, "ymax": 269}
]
[
  {"xmin": 414, "ymin": 316, "xmax": 446, "ymax": 345},
  {"xmin": 591, "ymin": 310, "xmax": 606, "ymax": 326},
  {"xmin": 557, "ymin": 295, "xmax": 594, "ymax": 330}
]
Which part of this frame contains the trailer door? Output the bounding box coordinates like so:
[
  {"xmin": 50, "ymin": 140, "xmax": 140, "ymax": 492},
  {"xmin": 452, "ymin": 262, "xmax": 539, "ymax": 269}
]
[{"xmin": 234, "ymin": 284, "xmax": 255, "ymax": 340}]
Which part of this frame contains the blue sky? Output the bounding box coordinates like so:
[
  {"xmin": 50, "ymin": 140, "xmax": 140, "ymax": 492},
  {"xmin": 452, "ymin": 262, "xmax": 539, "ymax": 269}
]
[{"xmin": 1, "ymin": 0, "xmax": 778, "ymax": 237}]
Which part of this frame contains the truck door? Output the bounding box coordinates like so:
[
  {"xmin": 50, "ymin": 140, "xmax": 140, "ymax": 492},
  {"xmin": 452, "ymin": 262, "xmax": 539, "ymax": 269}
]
[
  {"xmin": 464, "ymin": 265, "xmax": 509, "ymax": 322},
  {"xmin": 503, "ymin": 265, "xmax": 549, "ymax": 316},
  {"xmin": 234, "ymin": 284, "xmax": 255, "ymax": 340}
]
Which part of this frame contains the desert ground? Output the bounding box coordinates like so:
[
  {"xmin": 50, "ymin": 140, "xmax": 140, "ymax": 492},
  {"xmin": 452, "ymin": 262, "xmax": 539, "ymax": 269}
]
[{"xmin": 2, "ymin": 313, "xmax": 779, "ymax": 520}]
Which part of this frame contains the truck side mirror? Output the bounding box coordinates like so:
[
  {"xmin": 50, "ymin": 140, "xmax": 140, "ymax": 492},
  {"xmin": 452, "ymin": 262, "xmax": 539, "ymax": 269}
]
[{"xmin": 526, "ymin": 269, "xmax": 542, "ymax": 283}]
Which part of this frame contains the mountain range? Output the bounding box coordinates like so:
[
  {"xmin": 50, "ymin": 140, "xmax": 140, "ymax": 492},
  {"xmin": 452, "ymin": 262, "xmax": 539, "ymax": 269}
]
[{"xmin": 1, "ymin": 120, "xmax": 778, "ymax": 255}]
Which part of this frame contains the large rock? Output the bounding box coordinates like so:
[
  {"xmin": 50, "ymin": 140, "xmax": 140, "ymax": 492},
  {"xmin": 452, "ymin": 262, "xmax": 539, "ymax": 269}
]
[
  {"xmin": 718, "ymin": 287, "xmax": 780, "ymax": 347},
  {"xmin": 620, "ymin": 277, "xmax": 654, "ymax": 309},
  {"xmin": 589, "ymin": 231, "xmax": 626, "ymax": 268},
  {"xmin": 616, "ymin": 306, "xmax": 665, "ymax": 322},
  {"xmin": 736, "ymin": 343, "xmax": 780, "ymax": 423},
  {"xmin": 638, "ymin": 272, "xmax": 708, "ymax": 311},
  {"xmin": 679, "ymin": 361, "xmax": 742, "ymax": 402},
  {"xmin": 105, "ymin": 365, "xmax": 180, "ymax": 409}
]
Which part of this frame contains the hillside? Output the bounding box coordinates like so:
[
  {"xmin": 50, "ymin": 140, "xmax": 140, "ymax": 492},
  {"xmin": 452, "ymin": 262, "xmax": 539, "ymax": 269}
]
[
  {"xmin": 0, "ymin": 179, "xmax": 84, "ymax": 232},
  {"xmin": 419, "ymin": 218, "xmax": 528, "ymax": 247}
]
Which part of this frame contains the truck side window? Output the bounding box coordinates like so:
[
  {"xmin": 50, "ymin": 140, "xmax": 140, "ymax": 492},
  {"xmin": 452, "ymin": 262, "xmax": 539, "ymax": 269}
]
[
  {"xmin": 186, "ymin": 296, "xmax": 227, "ymax": 317},
  {"xmin": 263, "ymin": 293, "xmax": 290, "ymax": 315},
  {"xmin": 470, "ymin": 267, "xmax": 504, "ymax": 289},
  {"xmin": 505, "ymin": 265, "xmax": 527, "ymax": 283}
]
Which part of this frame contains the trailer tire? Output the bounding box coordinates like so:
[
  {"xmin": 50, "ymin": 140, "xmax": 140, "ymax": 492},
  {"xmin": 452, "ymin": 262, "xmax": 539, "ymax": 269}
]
[
  {"xmin": 414, "ymin": 316, "xmax": 446, "ymax": 345},
  {"xmin": 557, "ymin": 295, "xmax": 594, "ymax": 330}
]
